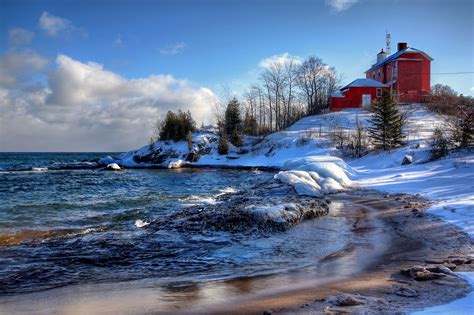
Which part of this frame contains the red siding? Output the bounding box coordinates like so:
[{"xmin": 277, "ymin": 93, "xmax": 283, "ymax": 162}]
[
  {"xmin": 330, "ymin": 86, "xmax": 389, "ymax": 111},
  {"xmin": 365, "ymin": 52, "xmax": 431, "ymax": 104}
]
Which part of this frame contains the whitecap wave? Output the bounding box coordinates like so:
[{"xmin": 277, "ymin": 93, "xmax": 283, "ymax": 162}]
[
  {"xmin": 180, "ymin": 195, "xmax": 217, "ymax": 206},
  {"xmin": 135, "ymin": 219, "xmax": 150, "ymax": 228},
  {"xmin": 31, "ymin": 167, "xmax": 48, "ymax": 172}
]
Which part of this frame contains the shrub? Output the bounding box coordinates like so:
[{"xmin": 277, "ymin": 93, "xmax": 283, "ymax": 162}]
[{"xmin": 217, "ymin": 131, "xmax": 229, "ymax": 155}]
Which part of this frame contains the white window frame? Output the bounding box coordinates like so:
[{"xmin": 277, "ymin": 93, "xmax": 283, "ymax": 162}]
[{"xmin": 376, "ymin": 88, "xmax": 382, "ymax": 97}]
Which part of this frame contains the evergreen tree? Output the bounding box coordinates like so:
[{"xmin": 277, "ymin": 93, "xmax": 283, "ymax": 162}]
[
  {"xmin": 450, "ymin": 97, "xmax": 473, "ymax": 149},
  {"xmin": 368, "ymin": 91, "xmax": 405, "ymax": 150},
  {"xmin": 158, "ymin": 110, "xmax": 196, "ymax": 141},
  {"xmin": 430, "ymin": 128, "xmax": 449, "ymax": 161},
  {"xmin": 224, "ymin": 98, "xmax": 243, "ymax": 146},
  {"xmin": 217, "ymin": 131, "xmax": 229, "ymax": 155}
]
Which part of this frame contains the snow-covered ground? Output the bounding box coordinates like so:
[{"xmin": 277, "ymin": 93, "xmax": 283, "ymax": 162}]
[{"xmin": 412, "ymin": 272, "xmax": 474, "ymax": 314}]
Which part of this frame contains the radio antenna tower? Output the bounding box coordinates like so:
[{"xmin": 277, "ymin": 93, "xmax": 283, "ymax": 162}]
[{"xmin": 386, "ymin": 30, "xmax": 391, "ymax": 55}]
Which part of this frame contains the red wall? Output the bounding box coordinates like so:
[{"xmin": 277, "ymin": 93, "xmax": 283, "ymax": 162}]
[
  {"xmin": 330, "ymin": 86, "xmax": 389, "ymax": 111},
  {"xmin": 397, "ymin": 53, "xmax": 431, "ymax": 103},
  {"xmin": 365, "ymin": 52, "xmax": 431, "ymax": 103}
]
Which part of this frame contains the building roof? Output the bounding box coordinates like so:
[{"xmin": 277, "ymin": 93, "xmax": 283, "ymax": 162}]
[
  {"xmin": 340, "ymin": 78, "xmax": 389, "ymax": 90},
  {"xmin": 331, "ymin": 90, "xmax": 344, "ymax": 98},
  {"xmin": 365, "ymin": 47, "xmax": 433, "ymax": 73}
]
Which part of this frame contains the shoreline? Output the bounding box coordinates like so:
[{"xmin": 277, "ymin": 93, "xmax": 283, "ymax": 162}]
[
  {"xmin": 1, "ymin": 188, "xmax": 472, "ymax": 314},
  {"xmin": 201, "ymin": 189, "xmax": 474, "ymax": 314}
]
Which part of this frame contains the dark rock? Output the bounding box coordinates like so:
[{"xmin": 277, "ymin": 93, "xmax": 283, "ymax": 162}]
[
  {"xmin": 425, "ymin": 259, "xmax": 444, "ymax": 264},
  {"xmin": 263, "ymin": 310, "xmax": 272, "ymax": 315},
  {"xmin": 401, "ymin": 155, "xmax": 413, "ymax": 165},
  {"xmin": 414, "ymin": 270, "xmax": 446, "ymax": 281},
  {"xmin": 450, "ymin": 258, "xmax": 468, "ymax": 265},
  {"xmin": 443, "ymin": 262, "xmax": 457, "ymax": 271},
  {"xmin": 401, "ymin": 265, "xmax": 447, "ymax": 281},
  {"xmin": 337, "ymin": 294, "xmax": 364, "ymax": 306},
  {"xmin": 392, "ymin": 286, "xmax": 419, "ymax": 298}
]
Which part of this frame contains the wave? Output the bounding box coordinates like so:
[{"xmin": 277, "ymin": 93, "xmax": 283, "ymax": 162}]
[
  {"xmin": 31, "ymin": 167, "xmax": 48, "ymax": 172},
  {"xmin": 134, "ymin": 219, "xmax": 150, "ymax": 228},
  {"xmin": 179, "ymin": 195, "xmax": 217, "ymax": 206}
]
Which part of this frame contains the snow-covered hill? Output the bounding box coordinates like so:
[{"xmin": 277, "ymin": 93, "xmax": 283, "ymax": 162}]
[{"xmin": 104, "ymin": 105, "xmax": 472, "ymax": 236}]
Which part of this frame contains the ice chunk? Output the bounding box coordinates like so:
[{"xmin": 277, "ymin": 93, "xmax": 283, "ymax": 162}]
[
  {"xmin": 321, "ymin": 177, "xmax": 344, "ymax": 193},
  {"xmin": 168, "ymin": 159, "xmax": 183, "ymax": 169},
  {"xmin": 106, "ymin": 163, "xmax": 121, "ymax": 170},
  {"xmin": 275, "ymin": 170, "xmax": 323, "ymax": 197}
]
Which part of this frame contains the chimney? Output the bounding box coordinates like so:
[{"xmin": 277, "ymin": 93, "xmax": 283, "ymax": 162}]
[
  {"xmin": 397, "ymin": 42, "xmax": 408, "ymax": 51},
  {"xmin": 377, "ymin": 49, "xmax": 387, "ymax": 63}
]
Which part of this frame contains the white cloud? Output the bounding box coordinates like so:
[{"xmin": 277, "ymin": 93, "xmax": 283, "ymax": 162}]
[
  {"xmin": 159, "ymin": 42, "xmax": 186, "ymax": 55},
  {"xmin": 259, "ymin": 52, "xmax": 302, "ymax": 69},
  {"xmin": 326, "ymin": 0, "xmax": 359, "ymax": 12},
  {"xmin": 0, "ymin": 52, "xmax": 218, "ymax": 152},
  {"xmin": 8, "ymin": 28, "xmax": 35, "ymax": 46},
  {"xmin": 38, "ymin": 11, "xmax": 86, "ymax": 38},
  {"xmin": 0, "ymin": 50, "xmax": 49, "ymax": 86}
]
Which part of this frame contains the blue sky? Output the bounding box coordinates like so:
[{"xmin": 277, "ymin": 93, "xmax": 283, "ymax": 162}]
[{"xmin": 0, "ymin": 0, "xmax": 473, "ymax": 151}]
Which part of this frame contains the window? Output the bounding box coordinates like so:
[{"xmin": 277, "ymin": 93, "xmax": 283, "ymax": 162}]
[
  {"xmin": 376, "ymin": 88, "xmax": 382, "ymax": 97},
  {"xmin": 372, "ymin": 73, "xmax": 375, "ymax": 79},
  {"xmin": 391, "ymin": 89, "xmax": 397, "ymax": 96}
]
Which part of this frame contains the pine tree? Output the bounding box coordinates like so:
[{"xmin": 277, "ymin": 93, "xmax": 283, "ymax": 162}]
[
  {"xmin": 224, "ymin": 98, "xmax": 243, "ymax": 146},
  {"xmin": 368, "ymin": 91, "xmax": 405, "ymax": 150},
  {"xmin": 217, "ymin": 131, "xmax": 229, "ymax": 155},
  {"xmin": 430, "ymin": 128, "xmax": 449, "ymax": 160}
]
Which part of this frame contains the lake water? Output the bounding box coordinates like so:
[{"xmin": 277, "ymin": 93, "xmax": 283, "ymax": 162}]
[{"xmin": 0, "ymin": 153, "xmax": 353, "ymax": 299}]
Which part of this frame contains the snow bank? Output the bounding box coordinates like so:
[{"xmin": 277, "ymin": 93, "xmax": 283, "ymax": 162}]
[
  {"xmin": 275, "ymin": 157, "xmax": 352, "ymax": 196},
  {"xmin": 352, "ymin": 151, "xmax": 474, "ymax": 238},
  {"xmin": 275, "ymin": 171, "xmax": 323, "ymax": 197},
  {"xmin": 412, "ymin": 272, "xmax": 474, "ymax": 314}
]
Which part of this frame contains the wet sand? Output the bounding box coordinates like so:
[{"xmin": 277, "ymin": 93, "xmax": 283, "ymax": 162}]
[
  {"xmin": 202, "ymin": 190, "xmax": 474, "ymax": 314},
  {"xmin": 0, "ymin": 189, "xmax": 472, "ymax": 314}
]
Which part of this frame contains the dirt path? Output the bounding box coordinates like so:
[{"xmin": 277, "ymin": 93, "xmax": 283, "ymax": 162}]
[{"xmin": 195, "ymin": 189, "xmax": 474, "ymax": 314}]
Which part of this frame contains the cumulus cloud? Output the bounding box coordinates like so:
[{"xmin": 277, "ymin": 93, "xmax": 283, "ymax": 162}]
[
  {"xmin": 159, "ymin": 42, "xmax": 186, "ymax": 55},
  {"xmin": 38, "ymin": 11, "xmax": 86, "ymax": 38},
  {"xmin": 0, "ymin": 53, "xmax": 217, "ymax": 152},
  {"xmin": 326, "ymin": 0, "xmax": 359, "ymax": 12},
  {"xmin": 259, "ymin": 52, "xmax": 302, "ymax": 69},
  {"xmin": 8, "ymin": 28, "xmax": 35, "ymax": 46}
]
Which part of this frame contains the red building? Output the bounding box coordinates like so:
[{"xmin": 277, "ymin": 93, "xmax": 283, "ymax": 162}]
[
  {"xmin": 330, "ymin": 79, "xmax": 389, "ymax": 111},
  {"xmin": 331, "ymin": 42, "xmax": 433, "ymax": 111}
]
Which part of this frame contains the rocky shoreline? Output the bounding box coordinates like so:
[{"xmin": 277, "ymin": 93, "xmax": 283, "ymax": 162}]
[
  {"xmin": 145, "ymin": 179, "xmax": 331, "ymax": 234},
  {"xmin": 196, "ymin": 189, "xmax": 473, "ymax": 314}
]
